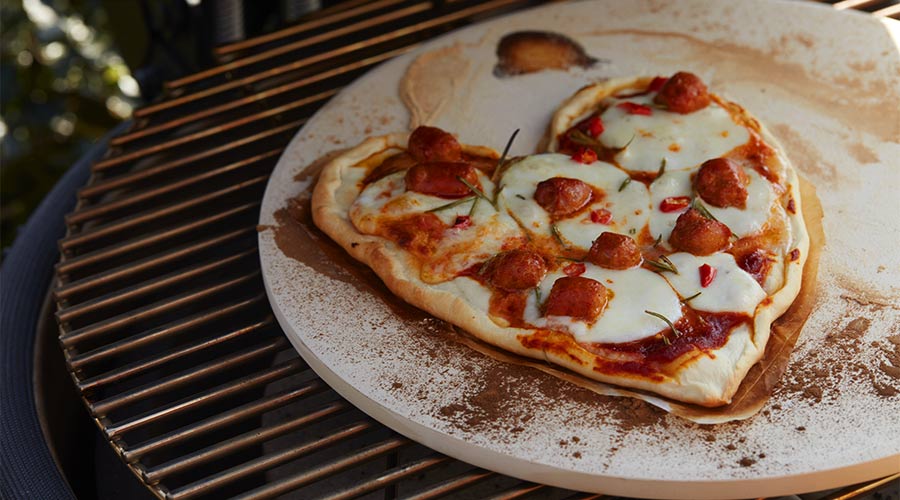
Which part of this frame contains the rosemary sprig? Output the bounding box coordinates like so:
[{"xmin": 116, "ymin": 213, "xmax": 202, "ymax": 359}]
[
  {"xmin": 656, "ymin": 157, "xmax": 667, "ymax": 179},
  {"xmin": 468, "ymin": 196, "xmax": 480, "ymax": 217},
  {"xmin": 534, "ymin": 286, "xmax": 543, "ymax": 306},
  {"xmin": 491, "ymin": 129, "xmax": 520, "ymax": 184},
  {"xmin": 427, "ymin": 196, "xmax": 475, "ymax": 213},
  {"xmin": 457, "ymin": 176, "xmax": 496, "ymax": 209},
  {"xmin": 568, "ymin": 129, "xmax": 602, "ymax": 149},
  {"xmin": 515, "ymin": 194, "xmax": 526, "ymax": 200},
  {"xmin": 653, "ymin": 233, "xmax": 663, "ymax": 248},
  {"xmin": 555, "ymin": 255, "xmax": 581, "ymax": 262},
  {"xmin": 681, "ymin": 291, "xmax": 702, "ymax": 303},
  {"xmin": 551, "ymin": 223, "xmax": 569, "ymax": 249},
  {"xmin": 690, "ymin": 197, "xmax": 719, "ymax": 222},
  {"xmin": 646, "ymin": 255, "xmax": 679, "ymax": 274},
  {"xmin": 618, "ymin": 177, "xmax": 632, "ymax": 192},
  {"xmin": 644, "ymin": 310, "xmax": 683, "ymax": 338},
  {"xmin": 628, "ymin": 228, "xmax": 637, "ymax": 235},
  {"xmin": 691, "ymin": 196, "xmax": 737, "ymax": 240},
  {"xmin": 619, "ymin": 134, "xmax": 637, "ymax": 151}
]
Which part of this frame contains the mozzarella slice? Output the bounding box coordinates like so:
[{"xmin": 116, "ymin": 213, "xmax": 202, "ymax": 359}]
[
  {"xmin": 497, "ymin": 153, "xmax": 650, "ymax": 250},
  {"xmin": 525, "ymin": 264, "xmax": 683, "ymax": 344},
  {"xmin": 599, "ymin": 93, "xmax": 749, "ymax": 172},
  {"xmin": 661, "ymin": 252, "xmax": 766, "ymax": 315}
]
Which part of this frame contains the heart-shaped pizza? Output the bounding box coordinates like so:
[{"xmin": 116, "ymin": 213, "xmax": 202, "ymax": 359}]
[{"xmin": 311, "ymin": 72, "xmax": 809, "ymax": 407}]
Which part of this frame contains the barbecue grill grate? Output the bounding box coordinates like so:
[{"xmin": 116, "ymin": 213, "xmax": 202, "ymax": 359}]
[{"xmin": 54, "ymin": 1, "xmax": 900, "ymax": 499}]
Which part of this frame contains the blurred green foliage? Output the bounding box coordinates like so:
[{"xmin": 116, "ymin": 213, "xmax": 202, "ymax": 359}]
[{"xmin": 1, "ymin": 0, "xmax": 140, "ymax": 252}]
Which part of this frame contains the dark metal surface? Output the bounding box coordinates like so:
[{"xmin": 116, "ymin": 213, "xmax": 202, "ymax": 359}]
[{"xmin": 54, "ymin": 1, "xmax": 900, "ymax": 499}]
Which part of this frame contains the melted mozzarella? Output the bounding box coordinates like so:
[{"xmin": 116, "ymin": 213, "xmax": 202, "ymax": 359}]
[
  {"xmin": 350, "ymin": 170, "xmax": 522, "ymax": 283},
  {"xmin": 497, "ymin": 153, "xmax": 650, "ymax": 250},
  {"xmin": 647, "ymin": 168, "xmax": 692, "ymax": 247},
  {"xmin": 599, "ymin": 93, "xmax": 749, "ymax": 172},
  {"xmin": 661, "ymin": 252, "xmax": 766, "ymax": 315},
  {"xmin": 525, "ymin": 264, "xmax": 683, "ymax": 344}
]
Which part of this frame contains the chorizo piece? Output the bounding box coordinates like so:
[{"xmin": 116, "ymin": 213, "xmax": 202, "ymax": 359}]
[
  {"xmin": 587, "ymin": 232, "xmax": 642, "ymax": 269},
  {"xmin": 534, "ymin": 177, "xmax": 592, "ymax": 216},
  {"xmin": 654, "ymin": 71, "xmax": 711, "ymax": 114},
  {"xmin": 543, "ymin": 276, "xmax": 608, "ymax": 321},
  {"xmin": 668, "ymin": 209, "xmax": 732, "ymax": 255}
]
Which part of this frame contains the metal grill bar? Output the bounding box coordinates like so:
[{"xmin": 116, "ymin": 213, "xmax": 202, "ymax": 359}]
[
  {"xmin": 55, "ymin": 1, "xmax": 898, "ymax": 499},
  {"xmin": 213, "ymin": 0, "xmax": 411, "ymax": 56},
  {"xmin": 144, "ymin": 400, "xmax": 349, "ymax": 482},
  {"xmin": 94, "ymin": 105, "xmax": 307, "ymax": 170},
  {"xmin": 68, "ymin": 150, "xmax": 279, "ymax": 224},
  {"xmin": 126, "ymin": 385, "xmax": 339, "ymax": 461},
  {"xmin": 112, "ymin": 88, "xmax": 334, "ymax": 145},
  {"xmin": 67, "ymin": 296, "xmax": 264, "ymax": 369},
  {"xmin": 321, "ymin": 454, "xmax": 451, "ymax": 500},
  {"xmin": 134, "ymin": 0, "xmax": 527, "ymax": 118},
  {"xmin": 822, "ymin": 473, "xmax": 900, "ymax": 500},
  {"xmin": 60, "ymin": 272, "xmax": 259, "ymax": 348},
  {"xmin": 402, "ymin": 469, "xmax": 497, "ymax": 500},
  {"xmin": 57, "ymin": 202, "xmax": 259, "ymax": 272},
  {"xmin": 58, "ymin": 249, "xmax": 257, "ymax": 323},
  {"xmin": 91, "ymin": 120, "xmax": 300, "ymax": 195},
  {"xmin": 169, "ymin": 423, "xmax": 388, "ymax": 499},
  {"xmin": 873, "ymin": 3, "xmax": 900, "ymax": 16},
  {"xmin": 166, "ymin": 2, "xmax": 433, "ymax": 89},
  {"xmin": 833, "ymin": 0, "xmax": 883, "ymax": 9},
  {"xmin": 488, "ymin": 483, "xmax": 549, "ymax": 500},
  {"xmin": 90, "ymin": 337, "xmax": 287, "ymax": 415},
  {"xmin": 77, "ymin": 317, "xmax": 274, "ymax": 390},
  {"xmin": 225, "ymin": 436, "xmax": 409, "ymax": 500},
  {"xmin": 105, "ymin": 359, "xmax": 306, "ymax": 437},
  {"xmin": 61, "ymin": 177, "xmax": 267, "ymax": 249},
  {"xmin": 55, "ymin": 228, "xmax": 254, "ymax": 290}
]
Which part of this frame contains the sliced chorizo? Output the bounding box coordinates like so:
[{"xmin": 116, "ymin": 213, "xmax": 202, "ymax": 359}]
[
  {"xmin": 543, "ymin": 276, "xmax": 608, "ymax": 321},
  {"xmin": 694, "ymin": 158, "xmax": 749, "ymax": 208},
  {"xmin": 668, "ymin": 208, "xmax": 732, "ymax": 256},
  {"xmin": 482, "ymin": 249, "xmax": 547, "ymax": 291},
  {"xmin": 364, "ymin": 152, "xmax": 417, "ymax": 184},
  {"xmin": 653, "ymin": 71, "xmax": 711, "ymax": 114},
  {"xmin": 533, "ymin": 177, "xmax": 592, "ymax": 216},
  {"xmin": 587, "ymin": 232, "xmax": 642, "ymax": 269},
  {"xmin": 405, "ymin": 161, "xmax": 480, "ymax": 199},
  {"xmin": 407, "ymin": 126, "xmax": 462, "ymax": 162}
]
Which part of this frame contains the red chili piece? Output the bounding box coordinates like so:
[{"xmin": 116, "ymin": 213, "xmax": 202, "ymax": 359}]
[
  {"xmin": 659, "ymin": 196, "xmax": 691, "ymax": 213},
  {"xmin": 790, "ymin": 249, "xmax": 800, "ymax": 261},
  {"xmin": 570, "ymin": 147, "xmax": 598, "ymax": 164},
  {"xmin": 452, "ymin": 215, "xmax": 471, "ymax": 229},
  {"xmin": 617, "ymin": 102, "xmax": 653, "ymax": 116},
  {"xmin": 699, "ymin": 263, "xmax": 717, "ymax": 288},
  {"xmin": 563, "ymin": 262, "xmax": 586, "ymax": 277},
  {"xmin": 590, "ymin": 208, "xmax": 612, "ymax": 224},
  {"xmin": 585, "ymin": 116, "xmax": 604, "ymax": 137},
  {"xmin": 648, "ymin": 76, "xmax": 669, "ymax": 92}
]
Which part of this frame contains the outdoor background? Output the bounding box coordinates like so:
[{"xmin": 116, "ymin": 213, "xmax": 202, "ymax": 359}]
[{"xmin": 1, "ymin": 0, "xmax": 314, "ymax": 253}]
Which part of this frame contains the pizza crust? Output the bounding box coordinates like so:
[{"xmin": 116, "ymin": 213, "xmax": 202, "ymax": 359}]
[{"xmin": 313, "ymin": 76, "xmax": 809, "ymax": 408}]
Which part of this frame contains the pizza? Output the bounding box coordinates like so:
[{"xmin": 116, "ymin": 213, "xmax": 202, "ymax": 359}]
[{"xmin": 311, "ymin": 72, "xmax": 809, "ymax": 407}]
